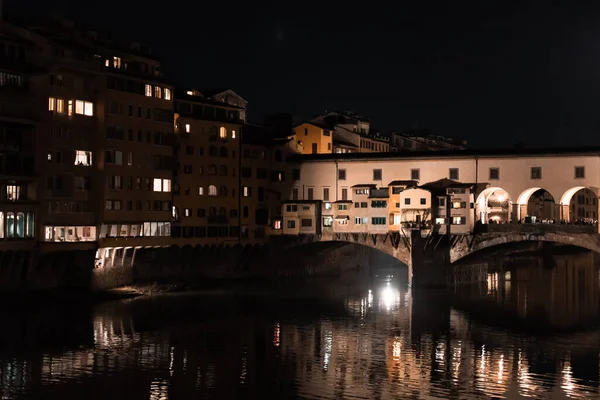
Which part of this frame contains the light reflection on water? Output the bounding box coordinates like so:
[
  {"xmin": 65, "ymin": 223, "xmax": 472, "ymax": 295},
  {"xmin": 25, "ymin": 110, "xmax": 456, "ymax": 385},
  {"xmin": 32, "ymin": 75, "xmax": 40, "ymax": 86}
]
[{"xmin": 1, "ymin": 253, "xmax": 600, "ymax": 399}]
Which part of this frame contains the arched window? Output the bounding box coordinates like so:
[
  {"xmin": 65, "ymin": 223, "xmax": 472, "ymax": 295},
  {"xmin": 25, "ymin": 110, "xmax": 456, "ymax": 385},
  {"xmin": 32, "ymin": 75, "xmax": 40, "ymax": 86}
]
[
  {"xmin": 219, "ymin": 126, "xmax": 227, "ymax": 139},
  {"xmin": 275, "ymin": 150, "xmax": 282, "ymax": 162},
  {"xmin": 219, "ymin": 185, "xmax": 228, "ymax": 197},
  {"xmin": 209, "ymin": 165, "xmax": 217, "ymax": 175},
  {"xmin": 209, "ymin": 146, "xmax": 217, "ymax": 156},
  {"xmin": 6, "ymin": 212, "xmax": 14, "ymax": 238},
  {"xmin": 209, "ymin": 207, "xmax": 217, "ymax": 217},
  {"xmin": 232, "ymin": 130, "xmax": 236, "ymax": 139},
  {"xmin": 208, "ymin": 185, "xmax": 217, "ymax": 196},
  {"xmin": 219, "ymin": 207, "xmax": 227, "ymax": 216},
  {"xmin": 220, "ymin": 146, "xmax": 228, "ymax": 157},
  {"xmin": 26, "ymin": 213, "xmax": 34, "ymax": 238},
  {"xmin": 16, "ymin": 212, "xmax": 25, "ymax": 237},
  {"xmin": 219, "ymin": 165, "xmax": 227, "ymax": 176},
  {"xmin": 198, "ymin": 187, "xmax": 204, "ymax": 195}
]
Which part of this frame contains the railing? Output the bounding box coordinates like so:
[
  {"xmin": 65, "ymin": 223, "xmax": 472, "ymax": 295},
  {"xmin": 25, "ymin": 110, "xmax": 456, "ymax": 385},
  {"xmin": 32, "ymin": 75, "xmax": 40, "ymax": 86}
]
[{"xmin": 478, "ymin": 223, "xmax": 596, "ymax": 234}]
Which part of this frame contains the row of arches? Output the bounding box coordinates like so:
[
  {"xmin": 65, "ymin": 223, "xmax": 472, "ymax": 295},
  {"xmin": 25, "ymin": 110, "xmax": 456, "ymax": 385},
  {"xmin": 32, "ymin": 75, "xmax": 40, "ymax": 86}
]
[{"xmin": 477, "ymin": 186, "xmax": 599, "ymax": 224}]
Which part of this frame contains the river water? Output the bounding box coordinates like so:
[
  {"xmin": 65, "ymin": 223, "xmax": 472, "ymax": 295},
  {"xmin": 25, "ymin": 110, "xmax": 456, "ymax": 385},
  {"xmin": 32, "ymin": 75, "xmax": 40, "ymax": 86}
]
[{"xmin": 2, "ymin": 251, "xmax": 600, "ymax": 399}]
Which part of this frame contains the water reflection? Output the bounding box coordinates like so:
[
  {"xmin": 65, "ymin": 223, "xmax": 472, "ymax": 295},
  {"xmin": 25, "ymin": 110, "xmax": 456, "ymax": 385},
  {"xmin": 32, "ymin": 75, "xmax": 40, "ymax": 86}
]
[{"xmin": 1, "ymin": 253, "xmax": 600, "ymax": 398}]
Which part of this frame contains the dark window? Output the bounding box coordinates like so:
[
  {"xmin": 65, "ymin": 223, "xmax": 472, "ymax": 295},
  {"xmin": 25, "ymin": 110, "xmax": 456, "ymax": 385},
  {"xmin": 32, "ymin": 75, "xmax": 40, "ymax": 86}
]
[
  {"xmin": 575, "ymin": 166, "xmax": 585, "ymax": 179},
  {"xmin": 186, "ymin": 146, "xmax": 193, "ymax": 155},
  {"xmin": 531, "ymin": 167, "xmax": 542, "ymax": 180},
  {"xmin": 288, "ymin": 220, "xmax": 296, "ymax": 228},
  {"xmin": 307, "ymin": 187, "xmax": 314, "ymax": 200},
  {"xmin": 489, "ymin": 168, "xmax": 500, "ymax": 180},
  {"xmin": 373, "ymin": 169, "xmax": 382, "ymax": 180},
  {"xmin": 449, "ymin": 168, "xmax": 459, "ymax": 180},
  {"xmin": 323, "ymin": 188, "xmax": 330, "ymax": 201},
  {"xmin": 405, "ymin": 198, "xmax": 411, "ymax": 205},
  {"xmin": 311, "ymin": 143, "xmax": 317, "ymax": 154},
  {"xmin": 292, "ymin": 169, "xmax": 301, "ymax": 180},
  {"xmin": 301, "ymin": 219, "xmax": 312, "ymax": 227},
  {"xmin": 338, "ymin": 169, "xmax": 346, "ymax": 180},
  {"xmin": 411, "ymin": 169, "xmax": 420, "ymax": 180},
  {"xmin": 341, "ymin": 188, "xmax": 348, "ymax": 200},
  {"xmin": 420, "ymin": 198, "xmax": 427, "ymax": 205}
]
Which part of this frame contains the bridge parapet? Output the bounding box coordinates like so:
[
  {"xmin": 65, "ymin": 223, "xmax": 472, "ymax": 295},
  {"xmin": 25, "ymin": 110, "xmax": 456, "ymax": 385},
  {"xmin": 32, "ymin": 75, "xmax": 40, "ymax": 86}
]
[{"xmin": 478, "ymin": 224, "xmax": 596, "ymax": 234}]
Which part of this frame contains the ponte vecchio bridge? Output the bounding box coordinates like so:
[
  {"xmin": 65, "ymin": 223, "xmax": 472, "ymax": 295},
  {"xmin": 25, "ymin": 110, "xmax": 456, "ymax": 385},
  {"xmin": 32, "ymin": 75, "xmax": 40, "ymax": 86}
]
[{"xmin": 277, "ymin": 147, "xmax": 600, "ymax": 286}]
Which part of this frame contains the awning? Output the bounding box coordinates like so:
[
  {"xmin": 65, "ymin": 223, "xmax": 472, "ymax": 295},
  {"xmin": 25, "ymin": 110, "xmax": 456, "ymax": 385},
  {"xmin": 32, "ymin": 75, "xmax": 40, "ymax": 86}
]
[{"xmin": 336, "ymin": 215, "xmax": 350, "ymax": 220}]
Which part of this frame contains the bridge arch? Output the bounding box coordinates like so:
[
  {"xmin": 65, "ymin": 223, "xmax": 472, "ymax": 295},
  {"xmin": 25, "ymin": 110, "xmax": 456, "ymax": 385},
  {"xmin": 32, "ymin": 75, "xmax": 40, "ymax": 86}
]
[
  {"xmin": 451, "ymin": 231, "xmax": 600, "ymax": 264},
  {"xmin": 559, "ymin": 186, "xmax": 599, "ymax": 223},
  {"xmin": 515, "ymin": 187, "xmax": 557, "ymax": 222},
  {"xmin": 476, "ymin": 187, "xmax": 512, "ymax": 223}
]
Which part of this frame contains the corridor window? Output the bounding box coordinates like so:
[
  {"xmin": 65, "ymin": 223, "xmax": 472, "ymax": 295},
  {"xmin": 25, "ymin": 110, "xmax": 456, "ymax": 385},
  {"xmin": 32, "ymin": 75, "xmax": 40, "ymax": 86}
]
[
  {"xmin": 338, "ymin": 169, "xmax": 346, "ymax": 180},
  {"xmin": 219, "ymin": 126, "xmax": 227, "ymax": 138},
  {"xmin": 530, "ymin": 167, "xmax": 542, "ymax": 180},
  {"xmin": 164, "ymin": 88, "xmax": 172, "ymax": 100},
  {"xmin": 404, "ymin": 198, "xmax": 411, "ymax": 205},
  {"xmin": 489, "ymin": 168, "xmax": 500, "ymax": 180},
  {"xmin": 575, "ymin": 166, "xmax": 585, "ymax": 179},
  {"xmin": 145, "ymin": 84, "xmax": 152, "ymax": 97},
  {"xmin": 243, "ymin": 186, "xmax": 251, "ymax": 197},
  {"xmin": 449, "ymin": 168, "xmax": 459, "ymax": 180},
  {"xmin": 338, "ymin": 204, "xmax": 348, "ymax": 211},
  {"xmin": 198, "ymin": 187, "xmax": 204, "ymax": 195},
  {"xmin": 411, "ymin": 169, "xmax": 420, "ymax": 180},
  {"xmin": 452, "ymin": 216, "xmax": 466, "ymax": 225},
  {"xmin": 371, "ymin": 217, "xmax": 386, "ymax": 225},
  {"xmin": 209, "ymin": 185, "xmax": 217, "ymax": 196},
  {"xmin": 373, "ymin": 169, "xmax": 382, "ymax": 180},
  {"xmin": 420, "ymin": 198, "xmax": 427, "ymax": 205},
  {"xmin": 154, "ymin": 86, "xmax": 162, "ymax": 98},
  {"xmin": 74, "ymin": 150, "xmax": 92, "ymax": 166}
]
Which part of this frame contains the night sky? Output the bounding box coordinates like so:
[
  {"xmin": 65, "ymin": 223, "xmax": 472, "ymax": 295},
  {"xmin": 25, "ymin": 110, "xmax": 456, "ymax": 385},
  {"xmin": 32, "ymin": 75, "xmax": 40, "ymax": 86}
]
[{"xmin": 8, "ymin": 0, "xmax": 600, "ymax": 148}]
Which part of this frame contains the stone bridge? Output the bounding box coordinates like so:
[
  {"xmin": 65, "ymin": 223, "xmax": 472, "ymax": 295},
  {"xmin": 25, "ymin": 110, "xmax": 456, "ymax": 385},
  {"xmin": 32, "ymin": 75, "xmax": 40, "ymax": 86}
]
[
  {"xmin": 270, "ymin": 232, "xmax": 413, "ymax": 266},
  {"xmin": 450, "ymin": 224, "xmax": 600, "ymax": 263},
  {"xmin": 272, "ymin": 224, "xmax": 600, "ymax": 286}
]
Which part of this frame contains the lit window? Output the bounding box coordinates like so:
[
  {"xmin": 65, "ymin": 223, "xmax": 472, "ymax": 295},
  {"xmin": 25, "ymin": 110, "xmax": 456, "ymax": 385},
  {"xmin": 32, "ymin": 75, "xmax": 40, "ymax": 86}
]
[
  {"xmin": 47, "ymin": 152, "xmax": 52, "ymax": 162},
  {"xmin": 199, "ymin": 187, "xmax": 204, "ymax": 195},
  {"xmin": 75, "ymin": 100, "xmax": 94, "ymax": 116},
  {"xmin": 153, "ymin": 178, "xmax": 162, "ymax": 192},
  {"xmin": 232, "ymin": 130, "xmax": 236, "ymax": 139},
  {"xmin": 162, "ymin": 179, "xmax": 171, "ymax": 192},
  {"xmin": 184, "ymin": 208, "xmax": 191, "ymax": 217},
  {"xmin": 48, "ymin": 97, "xmax": 56, "ymax": 111},
  {"xmin": 145, "ymin": 84, "xmax": 152, "ymax": 97},
  {"xmin": 113, "ymin": 56, "xmax": 121, "ymax": 69},
  {"xmin": 154, "ymin": 86, "xmax": 162, "ymax": 98},
  {"xmin": 185, "ymin": 124, "xmax": 190, "ymax": 133},
  {"xmin": 84, "ymin": 101, "xmax": 93, "ymax": 116},
  {"xmin": 219, "ymin": 127, "xmax": 226, "ymax": 139},
  {"xmin": 74, "ymin": 150, "xmax": 92, "ymax": 166},
  {"xmin": 6, "ymin": 185, "xmax": 20, "ymax": 201},
  {"xmin": 208, "ymin": 185, "xmax": 217, "ymax": 196},
  {"xmin": 243, "ymin": 186, "xmax": 251, "ymax": 197},
  {"xmin": 186, "ymin": 90, "xmax": 193, "ymax": 95},
  {"xmin": 164, "ymin": 88, "xmax": 172, "ymax": 100},
  {"xmin": 56, "ymin": 99, "xmax": 64, "ymax": 114},
  {"xmin": 67, "ymin": 100, "xmax": 73, "ymax": 116}
]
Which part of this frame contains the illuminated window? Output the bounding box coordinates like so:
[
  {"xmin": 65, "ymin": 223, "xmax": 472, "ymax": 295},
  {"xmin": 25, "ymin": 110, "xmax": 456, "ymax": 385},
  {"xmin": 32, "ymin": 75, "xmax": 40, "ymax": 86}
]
[
  {"xmin": 145, "ymin": 84, "xmax": 152, "ymax": 97},
  {"xmin": 243, "ymin": 186, "xmax": 251, "ymax": 197},
  {"xmin": 6, "ymin": 185, "xmax": 20, "ymax": 201},
  {"xmin": 273, "ymin": 220, "xmax": 282, "ymax": 230},
  {"xmin": 219, "ymin": 126, "xmax": 226, "ymax": 139},
  {"xmin": 0, "ymin": 211, "xmax": 3, "ymax": 238},
  {"xmin": 48, "ymin": 97, "xmax": 56, "ymax": 111},
  {"xmin": 75, "ymin": 100, "xmax": 94, "ymax": 116},
  {"xmin": 6, "ymin": 212, "xmax": 14, "ymax": 238},
  {"xmin": 67, "ymin": 100, "xmax": 73, "ymax": 116},
  {"xmin": 154, "ymin": 86, "xmax": 162, "ymax": 98},
  {"xmin": 113, "ymin": 56, "xmax": 121, "ymax": 69},
  {"xmin": 208, "ymin": 185, "xmax": 217, "ymax": 196},
  {"xmin": 153, "ymin": 178, "xmax": 162, "ymax": 192},
  {"xmin": 56, "ymin": 98, "xmax": 64, "ymax": 114},
  {"xmin": 164, "ymin": 88, "xmax": 172, "ymax": 100},
  {"xmin": 232, "ymin": 130, "xmax": 236, "ymax": 139},
  {"xmin": 74, "ymin": 150, "xmax": 92, "ymax": 166},
  {"xmin": 162, "ymin": 179, "xmax": 171, "ymax": 192},
  {"xmin": 198, "ymin": 187, "xmax": 204, "ymax": 195},
  {"xmin": 323, "ymin": 216, "xmax": 333, "ymax": 227},
  {"xmin": 185, "ymin": 124, "xmax": 190, "ymax": 133}
]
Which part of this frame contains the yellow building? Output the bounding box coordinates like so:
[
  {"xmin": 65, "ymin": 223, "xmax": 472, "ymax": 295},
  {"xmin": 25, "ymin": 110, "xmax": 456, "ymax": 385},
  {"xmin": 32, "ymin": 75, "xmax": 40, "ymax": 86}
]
[{"xmin": 293, "ymin": 122, "xmax": 333, "ymax": 154}]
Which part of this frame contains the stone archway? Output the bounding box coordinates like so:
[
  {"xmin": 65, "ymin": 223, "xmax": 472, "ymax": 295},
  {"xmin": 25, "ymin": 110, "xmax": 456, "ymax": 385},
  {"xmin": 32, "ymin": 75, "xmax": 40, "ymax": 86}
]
[
  {"xmin": 476, "ymin": 187, "xmax": 512, "ymax": 224},
  {"xmin": 516, "ymin": 187, "xmax": 557, "ymax": 223},
  {"xmin": 559, "ymin": 186, "xmax": 600, "ymax": 224}
]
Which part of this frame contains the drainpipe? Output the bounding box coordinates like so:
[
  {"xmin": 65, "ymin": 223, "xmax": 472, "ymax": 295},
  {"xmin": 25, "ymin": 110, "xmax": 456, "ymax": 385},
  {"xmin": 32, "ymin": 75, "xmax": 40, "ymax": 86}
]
[
  {"xmin": 474, "ymin": 157, "xmax": 479, "ymax": 229},
  {"xmin": 335, "ymin": 160, "xmax": 339, "ymax": 201}
]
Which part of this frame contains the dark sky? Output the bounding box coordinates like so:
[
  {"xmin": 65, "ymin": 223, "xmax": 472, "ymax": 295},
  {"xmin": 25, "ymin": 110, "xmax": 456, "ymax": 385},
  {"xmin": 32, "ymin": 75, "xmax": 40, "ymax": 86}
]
[{"xmin": 8, "ymin": 0, "xmax": 600, "ymax": 147}]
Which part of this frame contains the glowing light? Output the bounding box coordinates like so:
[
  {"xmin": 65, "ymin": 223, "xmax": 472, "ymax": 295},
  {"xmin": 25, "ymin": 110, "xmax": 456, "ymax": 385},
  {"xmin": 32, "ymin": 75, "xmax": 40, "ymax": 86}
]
[
  {"xmin": 380, "ymin": 284, "xmax": 400, "ymax": 311},
  {"xmin": 273, "ymin": 323, "xmax": 280, "ymax": 347}
]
